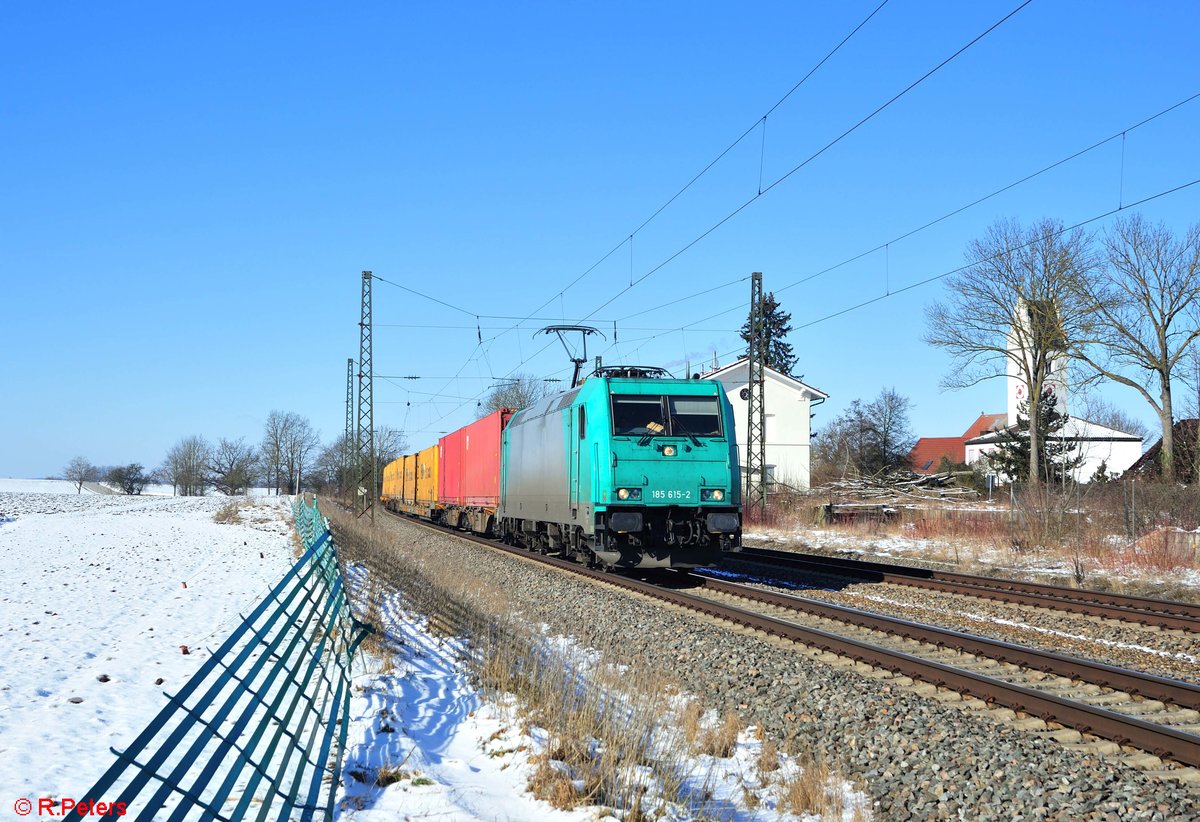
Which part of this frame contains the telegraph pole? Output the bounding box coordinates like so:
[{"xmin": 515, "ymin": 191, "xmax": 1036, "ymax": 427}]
[
  {"xmin": 356, "ymin": 271, "xmax": 376, "ymax": 522},
  {"xmin": 745, "ymin": 272, "xmax": 767, "ymax": 521},
  {"xmin": 343, "ymin": 357, "xmax": 354, "ymax": 501}
]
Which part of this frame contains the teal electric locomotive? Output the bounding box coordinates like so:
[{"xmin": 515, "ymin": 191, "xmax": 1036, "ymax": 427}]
[{"xmin": 498, "ymin": 368, "xmax": 742, "ymax": 569}]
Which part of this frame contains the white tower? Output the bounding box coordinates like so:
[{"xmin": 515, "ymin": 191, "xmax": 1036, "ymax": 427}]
[{"xmin": 1006, "ymin": 297, "xmax": 1067, "ymax": 424}]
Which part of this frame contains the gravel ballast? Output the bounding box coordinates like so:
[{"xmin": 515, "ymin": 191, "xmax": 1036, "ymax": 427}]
[
  {"xmin": 713, "ymin": 557, "xmax": 1200, "ymax": 683},
  {"xmin": 348, "ymin": 515, "xmax": 1200, "ymax": 820}
]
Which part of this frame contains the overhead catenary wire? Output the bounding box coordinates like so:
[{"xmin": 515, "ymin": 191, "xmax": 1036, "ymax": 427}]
[
  {"xmin": 706, "ymin": 176, "xmax": 1200, "ymax": 362},
  {"xmin": 377, "ymin": 3, "xmax": 1200, "ymax": 441},
  {"xmin": 379, "ymin": 0, "xmax": 1036, "ymax": 431},
  {"xmin": 401, "ymin": 0, "xmax": 896, "ymax": 393},
  {"xmin": 374, "ymin": 86, "xmax": 1199, "ymax": 341},
  {"xmin": 374, "ymin": 84, "xmax": 1197, "ymax": 335},
  {"xmin": 583, "ymin": 89, "xmax": 1200, "ymax": 365},
  {"xmin": 575, "ymin": 0, "xmax": 1035, "ymax": 325},
  {"xmin": 382, "ymin": 84, "xmax": 1200, "ymax": 411}
]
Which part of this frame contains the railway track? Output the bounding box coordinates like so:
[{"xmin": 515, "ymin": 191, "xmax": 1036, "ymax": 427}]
[
  {"xmin": 382, "ymin": 511, "xmax": 1200, "ymax": 771},
  {"xmin": 735, "ymin": 545, "xmax": 1200, "ymax": 633}
]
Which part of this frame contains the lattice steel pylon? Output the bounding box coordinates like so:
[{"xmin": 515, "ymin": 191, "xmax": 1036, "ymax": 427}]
[
  {"xmin": 745, "ymin": 271, "xmax": 768, "ymax": 521},
  {"xmin": 343, "ymin": 357, "xmax": 354, "ymax": 501},
  {"xmin": 356, "ymin": 271, "xmax": 376, "ymax": 522}
]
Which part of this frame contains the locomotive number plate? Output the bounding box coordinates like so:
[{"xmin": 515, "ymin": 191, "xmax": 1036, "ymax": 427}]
[{"xmin": 651, "ymin": 490, "xmax": 693, "ymax": 500}]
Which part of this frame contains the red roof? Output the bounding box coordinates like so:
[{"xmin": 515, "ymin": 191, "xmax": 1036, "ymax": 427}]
[
  {"xmin": 961, "ymin": 413, "xmax": 1007, "ymax": 440},
  {"xmin": 909, "ymin": 437, "xmax": 966, "ymax": 474}
]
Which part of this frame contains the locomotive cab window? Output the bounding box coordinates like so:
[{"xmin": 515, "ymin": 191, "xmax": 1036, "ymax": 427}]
[
  {"xmin": 668, "ymin": 396, "xmax": 722, "ymax": 437},
  {"xmin": 579, "ymin": 406, "xmax": 586, "ymax": 439},
  {"xmin": 611, "ymin": 395, "xmax": 667, "ymax": 436},
  {"xmin": 612, "ymin": 394, "xmax": 721, "ymax": 438}
]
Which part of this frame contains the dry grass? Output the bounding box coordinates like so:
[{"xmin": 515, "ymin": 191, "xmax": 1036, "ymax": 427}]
[
  {"xmin": 678, "ymin": 700, "xmax": 704, "ymax": 748},
  {"xmin": 528, "ymin": 757, "xmax": 580, "ymax": 809},
  {"xmin": 697, "ymin": 711, "xmax": 740, "ymax": 758},
  {"xmin": 325, "ymin": 500, "xmax": 862, "ymax": 817},
  {"xmin": 757, "ymin": 478, "xmax": 1200, "ymax": 601},
  {"xmin": 757, "ymin": 738, "xmax": 780, "ymax": 775},
  {"xmin": 327, "ymin": 504, "xmax": 697, "ymax": 814},
  {"xmin": 213, "ymin": 501, "xmax": 243, "ymax": 524},
  {"xmin": 353, "ymin": 576, "xmax": 397, "ymax": 672},
  {"xmin": 374, "ymin": 765, "xmax": 409, "ymax": 787},
  {"xmin": 778, "ymin": 755, "xmax": 844, "ymax": 818}
]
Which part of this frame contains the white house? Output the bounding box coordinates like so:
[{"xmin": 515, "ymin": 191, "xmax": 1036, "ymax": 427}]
[
  {"xmin": 965, "ymin": 417, "xmax": 1143, "ymax": 482},
  {"xmin": 702, "ymin": 358, "xmax": 828, "ymax": 490}
]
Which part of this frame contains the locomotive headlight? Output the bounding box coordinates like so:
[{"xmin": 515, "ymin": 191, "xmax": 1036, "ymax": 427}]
[
  {"xmin": 701, "ymin": 489, "xmax": 725, "ymax": 501},
  {"xmin": 661, "ymin": 445, "xmax": 677, "ymax": 457},
  {"xmin": 617, "ymin": 487, "xmax": 641, "ymax": 501}
]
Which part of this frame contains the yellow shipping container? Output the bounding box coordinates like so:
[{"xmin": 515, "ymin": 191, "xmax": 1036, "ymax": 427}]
[
  {"xmin": 415, "ymin": 444, "xmax": 439, "ymax": 509},
  {"xmin": 381, "ymin": 457, "xmax": 404, "ymax": 505}
]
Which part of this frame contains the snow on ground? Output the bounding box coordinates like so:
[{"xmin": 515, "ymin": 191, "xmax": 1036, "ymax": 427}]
[
  {"xmin": 0, "ymin": 488, "xmax": 296, "ymax": 804},
  {"xmin": 337, "ymin": 566, "xmax": 867, "ymax": 821},
  {"xmin": 747, "ymin": 523, "xmax": 1200, "ymax": 593},
  {"xmin": 0, "ymin": 484, "xmax": 865, "ymax": 819},
  {"xmin": 0, "ymin": 479, "xmax": 90, "ymax": 495},
  {"xmin": 0, "ymin": 478, "xmax": 279, "ymax": 497}
]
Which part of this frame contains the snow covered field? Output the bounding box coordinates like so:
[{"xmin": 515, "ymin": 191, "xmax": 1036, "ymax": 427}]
[
  {"xmin": 0, "ymin": 481, "xmax": 863, "ymax": 819},
  {"xmin": 0, "ymin": 483, "xmax": 296, "ymax": 806}
]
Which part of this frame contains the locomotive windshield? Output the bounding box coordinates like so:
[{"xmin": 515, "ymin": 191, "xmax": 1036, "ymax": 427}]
[
  {"xmin": 611, "ymin": 395, "xmax": 722, "ymax": 438},
  {"xmin": 668, "ymin": 396, "xmax": 722, "ymax": 436},
  {"xmin": 612, "ymin": 396, "xmax": 667, "ymax": 436}
]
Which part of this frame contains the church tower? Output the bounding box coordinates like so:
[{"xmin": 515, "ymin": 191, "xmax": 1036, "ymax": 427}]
[{"xmin": 1006, "ymin": 297, "xmax": 1068, "ymax": 424}]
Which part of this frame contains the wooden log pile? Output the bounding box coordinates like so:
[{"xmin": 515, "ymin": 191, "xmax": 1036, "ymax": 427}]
[{"xmin": 812, "ymin": 470, "xmax": 979, "ymax": 503}]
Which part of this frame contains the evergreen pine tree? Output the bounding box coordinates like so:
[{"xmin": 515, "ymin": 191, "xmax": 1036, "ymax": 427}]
[
  {"xmin": 740, "ymin": 291, "xmax": 797, "ymax": 375},
  {"xmin": 990, "ymin": 387, "xmax": 1083, "ymax": 484}
]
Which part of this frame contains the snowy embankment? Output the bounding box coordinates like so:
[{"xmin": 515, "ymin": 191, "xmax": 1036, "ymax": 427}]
[
  {"xmin": 337, "ymin": 563, "xmax": 866, "ymax": 821},
  {"xmin": 0, "ymin": 483, "xmax": 296, "ymax": 804}
]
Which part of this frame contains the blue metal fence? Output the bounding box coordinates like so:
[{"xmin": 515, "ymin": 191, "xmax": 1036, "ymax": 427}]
[{"xmin": 68, "ymin": 498, "xmax": 370, "ymax": 821}]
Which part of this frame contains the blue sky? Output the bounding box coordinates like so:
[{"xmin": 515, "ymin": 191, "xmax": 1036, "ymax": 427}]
[{"xmin": 3, "ymin": 1, "xmax": 1199, "ymax": 478}]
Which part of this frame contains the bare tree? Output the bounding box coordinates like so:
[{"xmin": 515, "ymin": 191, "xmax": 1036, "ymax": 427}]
[
  {"xmin": 1067, "ymin": 216, "xmax": 1200, "ymax": 482},
  {"xmin": 812, "ymin": 400, "xmax": 864, "ymax": 482},
  {"xmin": 374, "ymin": 425, "xmax": 408, "ymax": 472},
  {"xmin": 312, "ymin": 437, "xmax": 347, "ymax": 494},
  {"xmin": 315, "ymin": 425, "xmax": 407, "ymax": 496},
  {"xmin": 63, "ymin": 456, "xmax": 96, "ymax": 494},
  {"xmin": 162, "ymin": 435, "xmax": 212, "ymax": 496},
  {"xmin": 1072, "ymin": 393, "xmax": 1151, "ymax": 442},
  {"xmin": 282, "ymin": 415, "xmax": 319, "ymax": 494},
  {"xmin": 209, "ymin": 437, "xmax": 259, "ymax": 496},
  {"xmin": 479, "ymin": 373, "xmax": 551, "ymax": 417},
  {"xmin": 811, "ymin": 389, "xmax": 917, "ymax": 481},
  {"xmin": 260, "ymin": 411, "xmax": 290, "ymax": 495},
  {"xmin": 866, "ymin": 388, "xmax": 918, "ymax": 474},
  {"xmin": 925, "ymin": 219, "xmax": 1094, "ymax": 486},
  {"xmin": 106, "ymin": 463, "xmax": 150, "ymax": 495}
]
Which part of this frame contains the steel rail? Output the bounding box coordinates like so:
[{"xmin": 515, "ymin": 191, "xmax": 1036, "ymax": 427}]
[
  {"xmin": 380, "ymin": 511, "xmax": 1200, "ymax": 767},
  {"xmin": 738, "ymin": 546, "xmax": 1200, "ymax": 632},
  {"xmin": 693, "ymin": 574, "xmax": 1200, "ymax": 710}
]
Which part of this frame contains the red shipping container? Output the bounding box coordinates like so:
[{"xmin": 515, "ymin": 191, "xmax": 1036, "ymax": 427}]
[{"xmin": 439, "ymin": 409, "xmax": 513, "ymax": 509}]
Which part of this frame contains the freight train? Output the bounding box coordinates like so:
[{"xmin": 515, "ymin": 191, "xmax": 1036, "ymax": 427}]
[{"xmin": 381, "ymin": 370, "xmax": 742, "ymax": 569}]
